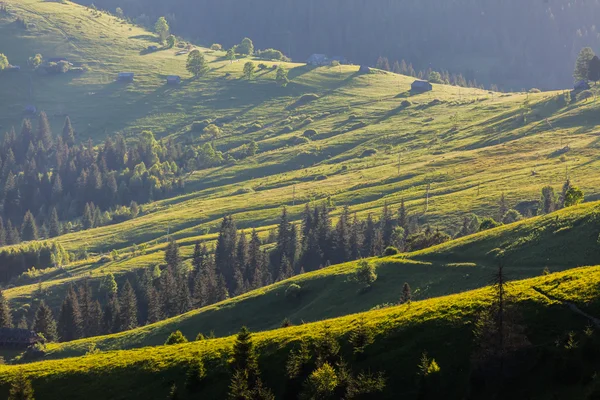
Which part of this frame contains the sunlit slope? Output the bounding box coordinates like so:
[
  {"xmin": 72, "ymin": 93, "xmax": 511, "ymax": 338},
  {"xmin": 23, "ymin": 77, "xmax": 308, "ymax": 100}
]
[
  {"xmin": 2, "ymin": 266, "xmax": 599, "ymax": 399},
  {"xmin": 24, "ymin": 201, "xmax": 600, "ymax": 359}
]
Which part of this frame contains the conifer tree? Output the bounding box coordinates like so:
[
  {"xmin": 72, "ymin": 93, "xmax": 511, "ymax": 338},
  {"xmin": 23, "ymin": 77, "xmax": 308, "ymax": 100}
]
[
  {"xmin": 159, "ymin": 265, "xmax": 179, "ymax": 317},
  {"xmin": 216, "ymin": 215, "xmax": 238, "ymax": 291},
  {"xmin": 32, "ymin": 300, "xmax": 57, "ymax": 342},
  {"xmin": 77, "ymin": 280, "xmax": 92, "ymax": 337},
  {"xmin": 62, "ymin": 116, "xmax": 75, "ymax": 146},
  {"xmin": 498, "ymin": 193, "xmax": 508, "ymax": 221},
  {"xmin": 20, "ymin": 210, "xmax": 38, "ymax": 241},
  {"xmin": 82, "ymin": 203, "xmax": 94, "ymax": 229},
  {"xmin": 58, "ymin": 286, "xmax": 83, "ymax": 341},
  {"xmin": 87, "ymin": 300, "xmax": 103, "ymax": 337},
  {"xmin": 146, "ymin": 286, "xmax": 163, "ymax": 324},
  {"xmin": 349, "ymin": 213, "xmax": 363, "ymax": 261},
  {"xmin": 36, "ymin": 111, "xmax": 53, "ymax": 150},
  {"xmin": 0, "ymin": 216, "xmax": 6, "ymax": 246},
  {"xmin": 236, "ymin": 232, "xmax": 249, "ymax": 279},
  {"xmin": 7, "ymin": 220, "xmax": 20, "ymax": 245},
  {"xmin": 574, "ymin": 47, "xmax": 596, "ymax": 81},
  {"xmin": 398, "ymin": 199, "xmax": 408, "ymax": 230},
  {"xmin": 231, "ymin": 327, "xmax": 260, "ymax": 387},
  {"xmin": 0, "ymin": 289, "xmax": 13, "ymax": 328},
  {"xmin": 247, "ymin": 229, "xmax": 263, "ymax": 287},
  {"xmin": 8, "ymin": 370, "xmax": 34, "ymax": 400},
  {"xmin": 185, "ymin": 356, "xmax": 206, "ymax": 392},
  {"xmin": 400, "ymin": 282, "xmax": 412, "ymax": 303},
  {"xmin": 47, "ymin": 207, "xmax": 61, "ymax": 237},
  {"xmin": 380, "ymin": 202, "xmax": 395, "ymax": 247},
  {"xmin": 103, "ymin": 294, "xmax": 120, "ymax": 334},
  {"xmin": 165, "ymin": 239, "xmax": 181, "ymax": 270},
  {"xmin": 17, "ymin": 315, "xmax": 28, "ymax": 329},
  {"xmin": 363, "ymin": 214, "xmax": 376, "ymax": 257},
  {"xmin": 333, "ymin": 205, "xmax": 351, "ymax": 264},
  {"xmin": 192, "ymin": 241, "xmax": 205, "ymax": 272},
  {"xmin": 119, "ymin": 280, "xmax": 138, "ymax": 330},
  {"xmin": 175, "ymin": 272, "xmax": 193, "ymax": 315}
]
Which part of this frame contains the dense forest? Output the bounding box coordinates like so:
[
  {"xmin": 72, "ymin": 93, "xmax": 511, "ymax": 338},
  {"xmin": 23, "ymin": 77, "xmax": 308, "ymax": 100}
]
[{"xmin": 74, "ymin": 0, "xmax": 600, "ymax": 89}]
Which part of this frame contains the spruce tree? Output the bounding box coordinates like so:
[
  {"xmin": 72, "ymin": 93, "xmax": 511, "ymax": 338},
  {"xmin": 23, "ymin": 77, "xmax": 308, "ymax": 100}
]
[
  {"xmin": 175, "ymin": 272, "xmax": 193, "ymax": 315},
  {"xmin": 380, "ymin": 202, "xmax": 395, "ymax": 247},
  {"xmin": 574, "ymin": 47, "xmax": 596, "ymax": 81},
  {"xmin": 363, "ymin": 214, "xmax": 376, "ymax": 256},
  {"xmin": 82, "ymin": 203, "xmax": 94, "ymax": 229},
  {"xmin": 0, "ymin": 216, "xmax": 6, "ymax": 246},
  {"xmin": 0, "ymin": 289, "xmax": 13, "ymax": 328},
  {"xmin": 349, "ymin": 213, "xmax": 363, "ymax": 261},
  {"xmin": 36, "ymin": 111, "xmax": 53, "ymax": 150},
  {"xmin": 231, "ymin": 327, "xmax": 259, "ymax": 387},
  {"xmin": 146, "ymin": 285, "xmax": 162, "ymax": 324},
  {"xmin": 215, "ymin": 215, "xmax": 238, "ymax": 291},
  {"xmin": 588, "ymin": 55, "xmax": 600, "ymax": 83},
  {"xmin": 159, "ymin": 265, "xmax": 179, "ymax": 317},
  {"xmin": 7, "ymin": 220, "xmax": 20, "ymax": 245},
  {"xmin": 77, "ymin": 280, "xmax": 92, "ymax": 337},
  {"xmin": 401, "ymin": 282, "xmax": 412, "ymax": 303},
  {"xmin": 32, "ymin": 300, "xmax": 57, "ymax": 342},
  {"xmin": 247, "ymin": 230, "xmax": 263, "ymax": 287},
  {"xmin": 103, "ymin": 294, "xmax": 120, "ymax": 334},
  {"xmin": 165, "ymin": 239, "xmax": 182, "ymax": 270},
  {"xmin": 47, "ymin": 207, "xmax": 61, "ymax": 237},
  {"xmin": 8, "ymin": 371, "xmax": 35, "ymax": 400},
  {"xmin": 20, "ymin": 210, "xmax": 38, "ymax": 241},
  {"xmin": 57, "ymin": 286, "xmax": 83, "ymax": 341},
  {"xmin": 62, "ymin": 116, "xmax": 75, "ymax": 146},
  {"xmin": 236, "ymin": 232, "xmax": 249, "ymax": 280},
  {"xmin": 398, "ymin": 199, "xmax": 408, "ymax": 230},
  {"xmin": 87, "ymin": 300, "xmax": 103, "ymax": 337},
  {"xmin": 333, "ymin": 205, "xmax": 351, "ymax": 264},
  {"xmin": 119, "ymin": 280, "xmax": 138, "ymax": 330}
]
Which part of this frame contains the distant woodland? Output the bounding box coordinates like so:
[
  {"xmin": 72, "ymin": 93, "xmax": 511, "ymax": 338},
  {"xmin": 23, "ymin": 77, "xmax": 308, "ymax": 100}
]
[{"xmin": 74, "ymin": 0, "xmax": 600, "ymax": 90}]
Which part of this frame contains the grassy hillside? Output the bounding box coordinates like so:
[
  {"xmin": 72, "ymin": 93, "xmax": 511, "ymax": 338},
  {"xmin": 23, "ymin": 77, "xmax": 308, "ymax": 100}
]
[
  {"xmin": 30, "ymin": 200, "xmax": 600, "ymax": 360},
  {"xmin": 1, "ymin": 266, "xmax": 600, "ymax": 399},
  {"xmin": 1, "ymin": 0, "xmax": 600, "ymax": 380}
]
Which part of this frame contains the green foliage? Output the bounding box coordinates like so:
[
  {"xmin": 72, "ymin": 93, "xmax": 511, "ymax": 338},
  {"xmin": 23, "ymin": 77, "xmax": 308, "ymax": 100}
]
[
  {"xmin": 186, "ymin": 50, "xmax": 209, "ymax": 78},
  {"xmin": 210, "ymin": 44, "xmax": 222, "ymax": 51},
  {"xmin": 285, "ymin": 283, "xmax": 302, "ymax": 300},
  {"xmin": 349, "ymin": 318, "xmax": 374, "ymax": 355},
  {"xmin": 28, "ymin": 53, "xmax": 43, "ymax": 69},
  {"xmin": 383, "ymin": 246, "xmax": 398, "ymax": 256},
  {"xmin": 243, "ymin": 62, "xmax": 256, "ymax": 80},
  {"xmin": 588, "ymin": 56, "xmax": 600, "ymax": 82},
  {"xmin": 302, "ymin": 362, "xmax": 337, "ymax": 398},
  {"xmin": 275, "ymin": 65, "xmax": 289, "ymax": 87},
  {"xmin": 203, "ymin": 123, "xmax": 221, "ymax": 139},
  {"xmin": 0, "ymin": 53, "xmax": 8, "ymax": 71},
  {"xmin": 33, "ymin": 301, "xmax": 57, "ymax": 342},
  {"xmin": 185, "ymin": 356, "xmax": 206, "ymax": 391},
  {"xmin": 479, "ymin": 217, "xmax": 501, "ymax": 231},
  {"xmin": 564, "ymin": 186, "xmax": 584, "ymax": 207},
  {"xmin": 154, "ymin": 16, "xmax": 170, "ymax": 42},
  {"xmin": 428, "ymin": 71, "xmax": 444, "ymax": 84},
  {"xmin": 166, "ymin": 35, "xmax": 176, "ymax": 49},
  {"xmin": 574, "ymin": 47, "xmax": 595, "ymax": 81},
  {"xmin": 8, "ymin": 370, "xmax": 35, "ymax": 400},
  {"xmin": 355, "ymin": 259, "xmax": 377, "ymax": 287},
  {"xmin": 165, "ymin": 330, "xmax": 188, "ymax": 345},
  {"xmin": 502, "ymin": 209, "xmax": 522, "ymax": 224},
  {"xmin": 237, "ymin": 38, "xmax": 254, "ymax": 56},
  {"xmin": 577, "ymin": 90, "xmax": 594, "ymax": 101}
]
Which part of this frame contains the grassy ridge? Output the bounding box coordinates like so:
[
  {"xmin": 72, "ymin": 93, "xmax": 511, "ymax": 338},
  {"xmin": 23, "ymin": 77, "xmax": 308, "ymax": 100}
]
[
  {"xmin": 1, "ymin": 266, "xmax": 599, "ymax": 399},
  {"xmin": 30, "ymin": 200, "xmax": 600, "ymax": 359}
]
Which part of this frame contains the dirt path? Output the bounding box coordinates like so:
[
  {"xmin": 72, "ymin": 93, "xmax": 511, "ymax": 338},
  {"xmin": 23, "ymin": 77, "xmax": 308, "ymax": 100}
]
[{"xmin": 532, "ymin": 286, "xmax": 600, "ymax": 328}]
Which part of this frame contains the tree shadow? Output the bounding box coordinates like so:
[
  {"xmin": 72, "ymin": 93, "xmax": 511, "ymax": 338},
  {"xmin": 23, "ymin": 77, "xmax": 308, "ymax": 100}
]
[{"xmin": 128, "ymin": 34, "xmax": 158, "ymax": 42}]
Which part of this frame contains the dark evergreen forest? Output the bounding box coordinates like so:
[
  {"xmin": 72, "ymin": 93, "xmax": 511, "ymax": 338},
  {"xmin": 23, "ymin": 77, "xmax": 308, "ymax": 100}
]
[{"xmin": 74, "ymin": 0, "xmax": 600, "ymax": 89}]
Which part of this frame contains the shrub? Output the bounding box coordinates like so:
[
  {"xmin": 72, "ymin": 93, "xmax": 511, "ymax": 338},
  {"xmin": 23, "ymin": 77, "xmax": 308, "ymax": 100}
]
[
  {"xmin": 479, "ymin": 217, "xmax": 501, "ymax": 231},
  {"xmin": 191, "ymin": 120, "xmax": 210, "ymax": 132},
  {"xmin": 165, "ymin": 330, "xmax": 188, "ymax": 345},
  {"xmin": 401, "ymin": 99, "xmax": 412, "ymax": 107},
  {"xmin": 529, "ymin": 88, "xmax": 541, "ymax": 93},
  {"xmin": 297, "ymin": 93, "xmax": 319, "ymax": 105},
  {"xmin": 210, "ymin": 43, "xmax": 222, "ymax": 51},
  {"xmin": 289, "ymin": 136, "xmax": 310, "ymax": 145},
  {"xmin": 577, "ymin": 90, "xmax": 594, "ymax": 101},
  {"xmin": 331, "ymin": 60, "xmax": 340, "ymax": 67},
  {"xmin": 303, "ymin": 129, "xmax": 318, "ymax": 138},
  {"xmin": 502, "ymin": 209, "xmax": 522, "ymax": 224},
  {"xmin": 245, "ymin": 122, "xmax": 263, "ymax": 133},
  {"xmin": 356, "ymin": 259, "xmax": 377, "ymax": 287},
  {"xmin": 195, "ymin": 333, "xmax": 205, "ymax": 341},
  {"xmin": 360, "ymin": 148, "xmax": 377, "ymax": 158},
  {"xmin": 383, "ymin": 246, "xmax": 399, "ymax": 256},
  {"xmin": 281, "ymin": 125, "xmax": 294, "ymax": 133},
  {"xmin": 285, "ymin": 283, "xmax": 302, "ymax": 299},
  {"xmin": 256, "ymin": 48, "xmax": 286, "ymax": 60},
  {"xmin": 257, "ymin": 63, "xmax": 268, "ymax": 70},
  {"xmin": 203, "ymin": 124, "xmax": 221, "ymax": 138}
]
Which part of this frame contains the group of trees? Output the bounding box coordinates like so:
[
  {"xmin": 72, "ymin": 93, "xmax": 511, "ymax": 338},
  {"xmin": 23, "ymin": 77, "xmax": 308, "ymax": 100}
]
[
  {"xmin": 0, "ymin": 115, "xmax": 185, "ymax": 245},
  {"xmin": 376, "ymin": 57, "xmax": 489, "ymax": 89},
  {"xmin": 574, "ymin": 47, "xmax": 600, "ymax": 83}
]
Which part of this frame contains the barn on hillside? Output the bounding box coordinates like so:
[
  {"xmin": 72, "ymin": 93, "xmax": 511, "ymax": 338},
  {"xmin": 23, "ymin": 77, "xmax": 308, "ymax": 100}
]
[
  {"xmin": 307, "ymin": 54, "xmax": 328, "ymax": 66},
  {"xmin": 118, "ymin": 72, "xmax": 134, "ymax": 82},
  {"xmin": 411, "ymin": 80, "xmax": 433, "ymax": 93},
  {"xmin": 166, "ymin": 75, "xmax": 181, "ymax": 84}
]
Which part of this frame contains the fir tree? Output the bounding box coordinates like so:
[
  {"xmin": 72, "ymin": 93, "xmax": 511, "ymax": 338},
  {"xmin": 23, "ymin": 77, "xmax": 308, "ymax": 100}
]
[
  {"xmin": 146, "ymin": 286, "xmax": 163, "ymax": 324},
  {"xmin": 215, "ymin": 215, "xmax": 238, "ymax": 291},
  {"xmin": 8, "ymin": 370, "xmax": 35, "ymax": 400},
  {"xmin": 231, "ymin": 327, "xmax": 260, "ymax": 391},
  {"xmin": 103, "ymin": 294, "xmax": 120, "ymax": 334},
  {"xmin": 7, "ymin": 220, "xmax": 20, "ymax": 245},
  {"xmin": 82, "ymin": 203, "xmax": 94, "ymax": 229},
  {"xmin": 17, "ymin": 315, "xmax": 28, "ymax": 329},
  {"xmin": 165, "ymin": 239, "xmax": 182, "ymax": 270},
  {"xmin": 247, "ymin": 229, "xmax": 263, "ymax": 287},
  {"xmin": 58, "ymin": 286, "xmax": 83, "ymax": 341},
  {"xmin": 363, "ymin": 213, "xmax": 376, "ymax": 257},
  {"xmin": 87, "ymin": 300, "xmax": 103, "ymax": 337},
  {"xmin": 333, "ymin": 205, "xmax": 351, "ymax": 264},
  {"xmin": 62, "ymin": 116, "xmax": 75, "ymax": 146},
  {"xmin": 20, "ymin": 210, "xmax": 38, "ymax": 241},
  {"xmin": 175, "ymin": 272, "xmax": 193, "ymax": 315},
  {"xmin": 77, "ymin": 280, "xmax": 93, "ymax": 337},
  {"xmin": 47, "ymin": 207, "xmax": 61, "ymax": 237},
  {"xmin": 574, "ymin": 47, "xmax": 596, "ymax": 81},
  {"xmin": 236, "ymin": 232, "xmax": 249, "ymax": 281},
  {"xmin": 32, "ymin": 300, "xmax": 57, "ymax": 342},
  {"xmin": 398, "ymin": 199, "xmax": 408, "ymax": 230},
  {"xmin": 185, "ymin": 357, "xmax": 207, "ymax": 392},
  {"xmin": 36, "ymin": 111, "xmax": 53, "ymax": 150},
  {"xmin": 119, "ymin": 280, "xmax": 138, "ymax": 330},
  {"xmin": 400, "ymin": 282, "xmax": 412, "ymax": 303},
  {"xmin": 0, "ymin": 216, "xmax": 6, "ymax": 246},
  {"xmin": 381, "ymin": 202, "xmax": 395, "ymax": 247},
  {"xmin": 0, "ymin": 289, "xmax": 13, "ymax": 328},
  {"xmin": 349, "ymin": 213, "xmax": 363, "ymax": 260},
  {"xmin": 159, "ymin": 265, "xmax": 180, "ymax": 317}
]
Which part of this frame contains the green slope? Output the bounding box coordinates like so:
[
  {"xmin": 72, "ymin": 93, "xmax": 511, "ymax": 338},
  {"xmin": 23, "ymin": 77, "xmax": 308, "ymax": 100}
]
[
  {"xmin": 1, "ymin": 265, "xmax": 600, "ymax": 399},
  {"xmin": 36, "ymin": 201, "xmax": 600, "ymax": 359}
]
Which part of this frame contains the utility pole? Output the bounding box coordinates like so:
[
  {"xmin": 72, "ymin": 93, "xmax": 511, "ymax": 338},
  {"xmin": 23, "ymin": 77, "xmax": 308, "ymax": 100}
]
[{"xmin": 397, "ymin": 152, "xmax": 401, "ymax": 175}]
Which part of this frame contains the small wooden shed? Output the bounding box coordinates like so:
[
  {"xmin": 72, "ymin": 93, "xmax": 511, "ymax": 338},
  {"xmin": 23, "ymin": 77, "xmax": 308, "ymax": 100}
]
[
  {"xmin": 0, "ymin": 328, "xmax": 44, "ymax": 348},
  {"xmin": 166, "ymin": 75, "xmax": 181, "ymax": 84},
  {"xmin": 411, "ymin": 80, "xmax": 433, "ymax": 92},
  {"xmin": 118, "ymin": 72, "xmax": 134, "ymax": 82}
]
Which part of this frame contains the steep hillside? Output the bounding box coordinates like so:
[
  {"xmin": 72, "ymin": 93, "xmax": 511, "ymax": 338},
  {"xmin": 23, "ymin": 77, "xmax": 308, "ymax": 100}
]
[
  {"xmin": 34, "ymin": 201, "xmax": 600, "ymax": 359},
  {"xmin": 73, "ymin": 0, "xmax": 600, "ymax": 90},
  {"xmin": 1, "ymin": 266, "xmax": 600, "ymax": 399}
]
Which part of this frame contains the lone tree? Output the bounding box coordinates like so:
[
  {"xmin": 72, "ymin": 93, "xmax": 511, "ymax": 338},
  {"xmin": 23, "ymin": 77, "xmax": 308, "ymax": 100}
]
[
  {"xmin": 588, "ymin": 55, "xmax": 600, "ymax": 84},
  {"xmin": 400, "ymin": 282, "xmax": 412, "ymax": 303},
  {"xmin": 574, "ymin": 47, "xmax": 595, "ymax": 82},
  {"xmin": 237, "ymin": 37, "xmax": 254, "ymax": 56},
  {"xmin": 355, "ymin": 259, "xmax": 377, "ymax": 288},
  {"xmin": 243, "ymin": 61, "xmax": 256, "ymax": 80},
  {"xmin": 8, "ymin": 370, "xmax": 35, "ymax": 400},
  {"xmin": 186, "ymin": 50, "xmax": 209, "ymax": 78},
  {"xmin": 154, "ymin": 16, "xmax": 170, "ymax": 43},
  {"xmin": 564, "ymin": 186, "xmax": 584, "ymax": 207},
  {"xmin": 275, "ymin": 65, "xmax": 289, "ymax": 87}
]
